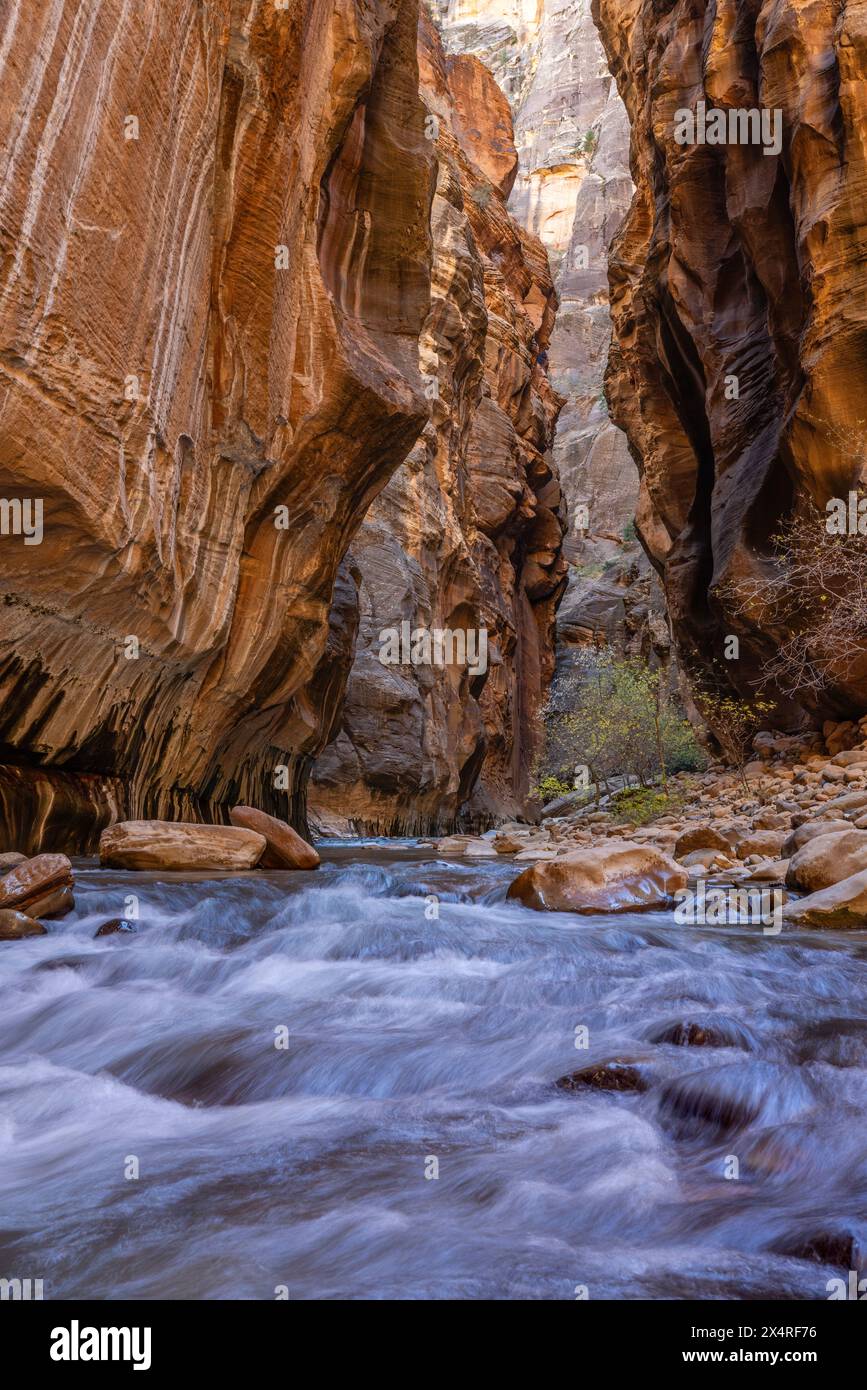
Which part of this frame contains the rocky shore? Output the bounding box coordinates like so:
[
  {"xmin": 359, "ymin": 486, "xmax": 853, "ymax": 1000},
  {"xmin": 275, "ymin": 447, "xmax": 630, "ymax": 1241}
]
[
  {"xmin": 427, "ymin": 717, "xmax": 867, "ymax": 926},
  {"xmin": 8, "ymin": 719, "xmax": 867, "ymax": 940},
  {"xmin": 0, "ymin": 806, "xmax": 319, "ymax": 940}
]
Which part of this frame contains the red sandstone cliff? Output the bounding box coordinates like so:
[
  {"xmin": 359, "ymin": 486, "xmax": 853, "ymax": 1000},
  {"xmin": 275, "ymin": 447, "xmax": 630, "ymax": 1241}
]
[
  {"xmin": 309, "ymin": 15, "xmax": 567, "ymax": 833},
  {"xmin": 0, "ymin": 0, "xmax": 435, "ymax": 851},
  {"xmin": 593, "ymin": 0, "xmax": 867, "ymax": 726}
]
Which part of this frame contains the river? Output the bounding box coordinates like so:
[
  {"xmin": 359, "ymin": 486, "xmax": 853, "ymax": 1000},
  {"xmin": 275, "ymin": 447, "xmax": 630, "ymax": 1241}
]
[{"xmin": 1, "ymin": 840, "xmax": 865, "ymax": 1300}]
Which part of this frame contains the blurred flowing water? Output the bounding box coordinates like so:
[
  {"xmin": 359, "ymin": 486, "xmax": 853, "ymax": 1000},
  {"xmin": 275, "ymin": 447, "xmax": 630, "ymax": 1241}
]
[{"xmin": 1, "ymin": 840, "xmax": 866, "ymax": 1300}]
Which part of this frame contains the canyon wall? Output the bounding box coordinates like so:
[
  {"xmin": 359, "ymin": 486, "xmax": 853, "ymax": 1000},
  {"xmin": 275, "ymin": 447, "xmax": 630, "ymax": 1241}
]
[
  {"xmin": 0, "ymin": 0, "xmax": 435, "ymax": 852},
  {"xmin": 310, "ymin": 14, "xmax": 567, "ymax": 833},
  {"xmin": 593, "ymin": 0, "xmax": 867, "ymax": 722},
  {"xmin": 436, "ymin": 0, "xmax": 671, "ymax": 676}
]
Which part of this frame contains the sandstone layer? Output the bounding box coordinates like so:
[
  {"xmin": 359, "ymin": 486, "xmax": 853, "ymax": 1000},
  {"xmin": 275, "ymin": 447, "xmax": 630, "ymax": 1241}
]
[
  {"xmin": 437, "ymin": 1, "xmax": 672, "ymax": 673},
  {"xmin": 310, "ymin": 14, "xmax": 567, "ymax": 833},
  {"xmin": 0, "ymin": 0, "xmax": 434, "ymax": 852},
  {"xmin": 593, "ymin": 0, "xmax": 867, "ymax": 726}
]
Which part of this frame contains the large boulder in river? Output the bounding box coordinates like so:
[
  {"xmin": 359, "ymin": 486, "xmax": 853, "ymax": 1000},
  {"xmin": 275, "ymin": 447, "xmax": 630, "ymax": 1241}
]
[
  {"xmin": 507, "ymin": 842, "xmax": 687, "ymax": 914},
  {"xmin": 0, "ymin": 909, "xmax": 48, "ymax": 940},
  {"xmin": 0, "ymin": 853, "xmax": 74, "ymax": 917},
  {"xmin": 99, "ymin": 821, "xmax": 266, "ymax": 871},
  {"xmin": 785, "ymin": 829, "xmax": 867, "ymax": 892},
  {"xmin": 229, "ymin": 806, "xmax": 319, "ymax": 870},
  {"xmin": 783, "ymin": 869, "xmax": 867, "ymax": 929}
]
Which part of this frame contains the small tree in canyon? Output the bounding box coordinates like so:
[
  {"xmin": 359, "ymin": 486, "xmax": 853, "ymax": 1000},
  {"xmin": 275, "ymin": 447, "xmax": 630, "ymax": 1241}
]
[{"xmin": 535, "ymin": 650, "xmax": 703, "ymax": 804}]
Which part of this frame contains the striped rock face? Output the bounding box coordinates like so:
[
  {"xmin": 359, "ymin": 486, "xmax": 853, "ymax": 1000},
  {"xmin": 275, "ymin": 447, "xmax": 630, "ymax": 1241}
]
[
  {"xmin": 593, "ymin": 0, "xmax": 867, "ymax": 725},
  {"xmin": 0, "ymin": 0, "xmax": 435, "ymax": 850}
]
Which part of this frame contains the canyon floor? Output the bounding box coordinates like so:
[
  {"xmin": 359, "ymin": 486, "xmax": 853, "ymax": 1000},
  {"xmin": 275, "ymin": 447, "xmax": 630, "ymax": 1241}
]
[{"xmin": 2, "ymin": 721, "xmax": 867, "ymax": 1299}]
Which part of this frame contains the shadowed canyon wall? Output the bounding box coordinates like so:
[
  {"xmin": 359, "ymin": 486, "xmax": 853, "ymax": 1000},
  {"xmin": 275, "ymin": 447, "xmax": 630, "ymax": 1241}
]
[
  {"xmin": 310, "ymin": 14, "xmax": 567, "ymax": 833},
  {"xmin": 436, "ymin": 0, "xmax": 672, "ymax": 676},
  {"xmin": 592, "ymin": 0, "xmax": 867, "ymax": 724},
  {"xmin": 0, "ymin": 0, "xmax": 435, "ymax": 852}
]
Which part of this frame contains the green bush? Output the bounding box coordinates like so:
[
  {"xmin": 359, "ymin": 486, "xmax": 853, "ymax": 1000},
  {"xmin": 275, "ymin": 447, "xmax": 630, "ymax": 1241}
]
[
  {"xmin": 610, "ymin": 787, "xmax": 684, "ymax": 825},
  {"xmin": 536, "ymin": 651, "xmax": 705, "ymax": 794}
]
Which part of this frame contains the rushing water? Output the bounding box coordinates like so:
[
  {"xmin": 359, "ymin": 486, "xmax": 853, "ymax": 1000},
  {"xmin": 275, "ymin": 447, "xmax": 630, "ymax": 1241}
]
[{"xmin": 1, "ymin": 840, "xmax": 866, "ymax": 1300}]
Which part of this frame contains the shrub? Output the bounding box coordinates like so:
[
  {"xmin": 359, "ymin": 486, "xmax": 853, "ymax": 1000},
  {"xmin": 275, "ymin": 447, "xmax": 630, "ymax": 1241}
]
[{"xmin": 537, "ymin": 651, "xmax": 704, "ymax": 796}]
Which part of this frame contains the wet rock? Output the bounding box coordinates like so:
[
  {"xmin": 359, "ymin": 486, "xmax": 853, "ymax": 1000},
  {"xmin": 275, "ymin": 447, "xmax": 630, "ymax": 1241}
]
[
  {"xmin": 785, "ymin": 829, "xmax": 867, "ymax": 892},
  {"xmin": 94, "ymin": 918, "xmax": 138, "ymax": 938},
  {"xmin": 774, "ymin": 1225, "xmax": 867, "ymax": 1272},
  {"xmin": 0, "ymin": 909, "xmax": 47, "ymax": 940},
  {"xmin": 99, "ymin": 821, "xmax": 266, "ymax": 872},
  {"xmin": 649, "ymin": 1017, "xmax": 752, "ymax": 1050},
  {"xmin": 229, "ymin": 806, "xmax": 319, "ymax": 871},
  {"xmin": 661, "ymin": 1061, "xmax": 800, "ymax": 1139},
  {"xmin": 556, "ymin": 1060, "xmax": 649, "ymax": 1093},
  {"xmin": 674, "ymin": 826, "xmax": 731, "ymax": 858},
  {"xmin": 0, "ymin": 853, "xmax": 74, "ymax": 918},
  {"xmin": 783, "ymin": 869, "xmax": 867, "ymax": 929},
  {"xmin": 508, "ymin": 842, "xmax": 686, "ymax": 913}
]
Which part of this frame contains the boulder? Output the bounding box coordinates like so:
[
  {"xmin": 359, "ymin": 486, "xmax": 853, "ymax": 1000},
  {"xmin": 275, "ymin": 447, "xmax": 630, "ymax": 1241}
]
[
  {"xmin": 99, "ymin": 821, "xmax": 266, "ymax": 871},
  {"xmin": 229, "ymin": 805, "xmax": 320, "ymax": 870},
  {"xmin": 507, "ymin": 842, "xmax": 687, "ymax": 914},
  {"xmin": 0, "ymin": 908, "xmax": 48, "ymax": 940},
  {"xmin": 679, "ymin": 849, "xmax": 733, "ymax": 871},
  {"xmin": 94, "ymin": 918, "xmax": 138, "ymax": 938},
  {"xmin": 783, "ymin": 869, "xmax": 867, "ymax": 929},
  {"xmin": 674, "ymin": 825, "xmax": 731, "ymax": 858},
  {"xmin": 744, "ymin": 858, "xmax": 789, "ymax": 882},
  {"xmin": 785, "ymin": 829, "xmax": 867, "ymax": 892},
  {"xmin": 736, "ymin": 830, "xmax": 787, "ymax": 860},
  {"xmin": 782, "ymin": 820, "xmax": 852, "ymax": 857},
  {"xmin": 0, "ymin": 852, "xmax": 27, "ymax": 873},
  {"xmin": 0, "ymin": 853, "xmax": 74, "ymax": 918}
]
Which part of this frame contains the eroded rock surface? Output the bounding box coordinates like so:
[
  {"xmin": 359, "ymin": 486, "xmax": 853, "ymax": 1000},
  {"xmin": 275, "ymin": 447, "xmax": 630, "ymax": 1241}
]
[
  {"xmin": 0, "ymin": 0, "xmax": 434, "ymax": 851},
  {"xmin": 437, "ymin": 1, "xmax": 671, "ymax": 674},
  {"xmin": 593, "ymin": 0, "xmax": 867, "ymax": 724},
  {"xmin": 310, "ymin": 15, "xmax": 567, "ymax": 833}
]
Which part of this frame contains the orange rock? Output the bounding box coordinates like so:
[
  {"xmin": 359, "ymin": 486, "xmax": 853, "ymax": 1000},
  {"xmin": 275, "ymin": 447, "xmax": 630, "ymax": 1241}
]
[
  {"xmin": 229, "ymin": 806, "xmax": 319, "ymax": 870},
  {"xmin": 99, "ymin": 822, "xmax": 265, "ymax": 872},
  {"xmin": 507, "ymin": 842, "xmax": 687, "ymax": 913},
  {"xmin": 0, "ymin": 854, "xmax": 74, "ymax": 918}
]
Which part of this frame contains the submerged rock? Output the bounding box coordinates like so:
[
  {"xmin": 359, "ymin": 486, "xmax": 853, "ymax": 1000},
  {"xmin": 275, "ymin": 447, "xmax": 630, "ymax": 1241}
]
[
  {"xmin": 94, "ymin": 919, "xmax": 138, "ymax": 938},
  {"xmin": 99, "ymin": 822, "xmax": 266, "ymax": 872},
  {"xmin": 0, "ymin": 909, "xmax": 48, "ymax": 940},
  {"xmin": 507, "ymin": 842, "xmax": 686, "ymax": 913},
  {"xmin": 0, "ymin": 853, "xmax": 74, "ymax": 918},
  {"xmin": 556, "ymin": 1060, "xmax": 649, "ymax": 1094},
  {"xmin": 649, "ymin": 1017, "xmax": 752, "ymax": 1050},
  {"xmin": 229, "ymin": 806, "xmax": 319, "ymax": 870}
]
